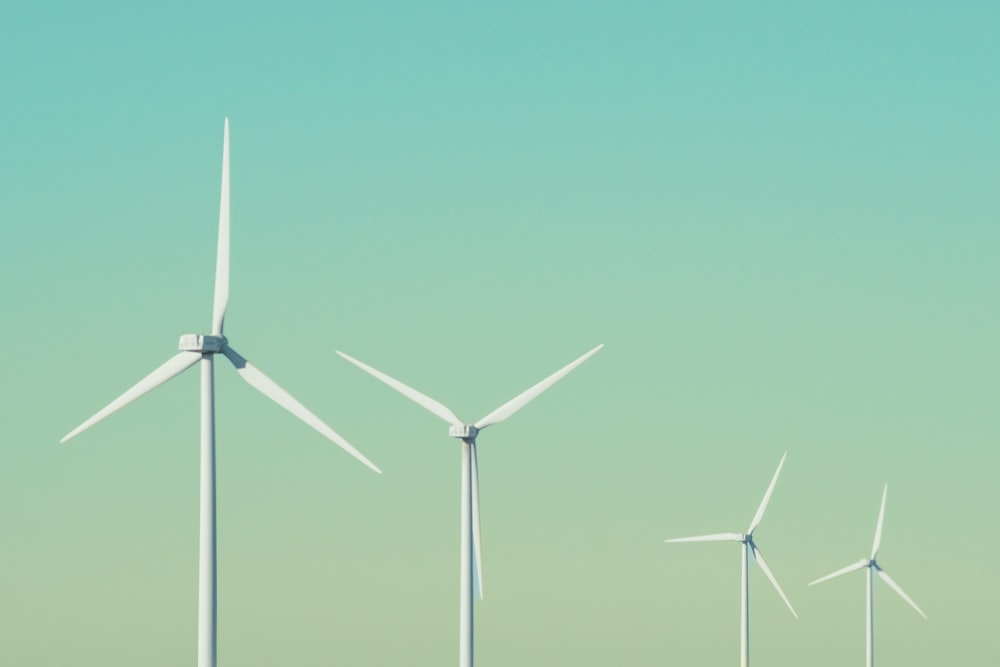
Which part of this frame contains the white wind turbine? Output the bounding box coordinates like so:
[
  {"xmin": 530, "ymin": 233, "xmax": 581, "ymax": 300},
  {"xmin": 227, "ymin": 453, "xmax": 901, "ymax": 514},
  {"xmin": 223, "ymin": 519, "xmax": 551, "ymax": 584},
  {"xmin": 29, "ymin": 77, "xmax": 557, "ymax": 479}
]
[
  {"xmin": 665, "ymin": 452, "xmax": 797, "ymax": 667},
  {"xmin": 809, "ymin": 483, "xmax": 927, "ymax": 667},
  {"xmin": 336, "ymin": 344, "xmax": 602, "ymax": 667},
  {"xmin": 61, "ymin": 119, "xmax": 381, "ymax": 667}
]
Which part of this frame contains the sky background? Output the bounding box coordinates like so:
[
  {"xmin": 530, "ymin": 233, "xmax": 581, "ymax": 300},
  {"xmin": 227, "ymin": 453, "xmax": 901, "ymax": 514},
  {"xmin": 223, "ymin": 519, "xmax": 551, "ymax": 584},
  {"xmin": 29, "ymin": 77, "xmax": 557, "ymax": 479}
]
[{"xmin": 1, "ymin": 2, "xmax": 998, "ymax": 665}]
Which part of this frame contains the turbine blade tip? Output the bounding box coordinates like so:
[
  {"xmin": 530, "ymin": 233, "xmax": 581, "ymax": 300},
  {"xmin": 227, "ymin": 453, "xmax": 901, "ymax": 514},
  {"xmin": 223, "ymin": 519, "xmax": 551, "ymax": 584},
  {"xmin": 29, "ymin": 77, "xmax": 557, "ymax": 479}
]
[{"xmin": 60, "ymin": 427, "xmax": 85, "ymax": 444}]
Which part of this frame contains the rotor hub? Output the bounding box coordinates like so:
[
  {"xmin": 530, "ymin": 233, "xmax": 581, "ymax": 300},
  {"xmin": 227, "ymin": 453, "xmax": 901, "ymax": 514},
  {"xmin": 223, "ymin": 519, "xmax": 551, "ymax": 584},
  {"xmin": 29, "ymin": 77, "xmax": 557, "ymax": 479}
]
[
  {"xmin": 448, "ymin": 424, "xmax": 479, "ymax": 440},
  {"xmin": 178, "ymin": 334, "xmax": 227, "ymax": 353}
]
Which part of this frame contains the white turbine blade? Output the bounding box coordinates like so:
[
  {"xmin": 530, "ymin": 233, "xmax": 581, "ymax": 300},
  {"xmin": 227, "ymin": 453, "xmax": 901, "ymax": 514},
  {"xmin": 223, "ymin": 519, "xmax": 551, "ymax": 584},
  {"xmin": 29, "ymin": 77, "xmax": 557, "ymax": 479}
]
[
  {"xmin": 336, "ymin": 350, "xmax": 462, "ymax": 425},
  {"xmin": 474, "ymin": 344, "xmax": 603, "ymax": 430},
  {"xmin": 871, "ymin": 483, "xmax": 888, "ymax": 559},
  {"xmin": 211, "ymin": 117, "xmax": 231, "ymax": 336},
  {"xmin": 877, "ymin": 569, "xmax": 927, "ymax": 619},
  {"xmin": 61, "ymin": 351, "xmax": 202, "ymax": 443},
  {"xmin": 472, "ymin": 442, "xmax": 484, "ymax": 600},
  {"xmin": 665, "ymin": 533, "xmax": 744, "ymax": 544},
  {"xmin": 750, "ymin": 541, "xmax": 798, "ymax": 619},
  {"xmin": 747, "ymin": 452, "xmax": 787, "ymax": 534},
  {"xmin": 223, "ymin": 346, "xmax": 381, "ymax": 474},
  {"xmin": 808, "ymin": 560, "xmax": 868, "ymax": 586}
]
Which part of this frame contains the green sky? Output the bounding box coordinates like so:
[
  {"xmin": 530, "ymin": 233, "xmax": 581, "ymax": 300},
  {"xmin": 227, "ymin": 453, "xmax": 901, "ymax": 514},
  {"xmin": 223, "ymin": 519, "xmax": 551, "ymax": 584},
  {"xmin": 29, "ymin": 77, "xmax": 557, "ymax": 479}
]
[{"xmin": 1, "ymin": 2, "xmax": 997, "ymax": 665}]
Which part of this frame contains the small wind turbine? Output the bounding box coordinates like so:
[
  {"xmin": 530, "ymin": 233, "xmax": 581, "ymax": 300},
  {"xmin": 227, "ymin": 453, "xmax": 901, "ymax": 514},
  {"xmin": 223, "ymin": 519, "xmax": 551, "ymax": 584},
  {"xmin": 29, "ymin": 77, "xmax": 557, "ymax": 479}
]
[
  {"xmin": 809, "ymin": 483, "xmax": 927, "ymax": 667},
  {"xmin": 665, "ymin": 452, "xmax": 797, "ymax": 667},
  {"xmin": 336, "ymin": 344, "xmax": 602, "ymax": 667},
  {"xmin": 61, "ymin": 119, "xmax": 381, "ymax": 667}
]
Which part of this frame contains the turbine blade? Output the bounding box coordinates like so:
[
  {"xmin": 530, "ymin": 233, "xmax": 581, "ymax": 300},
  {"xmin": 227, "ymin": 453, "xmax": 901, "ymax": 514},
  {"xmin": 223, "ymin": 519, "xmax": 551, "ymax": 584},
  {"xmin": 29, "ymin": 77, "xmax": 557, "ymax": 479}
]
[
  {"xmin": 474, "ymin": 344, "xmax": 603, "ymax": 430},
  {"xmin": 211, "ymin": 118, "xmax": 231, "ymax": 336},
  {"xmin": 750, "ymin": 541, "xmax": 798, "ymax": 619},
  {"xmin": 877, "ymin": 569, "xmax": 927, "ymax": 619},
  {"xmin": 61, "ymin": 351, "xmax": 202, "ymax": 443},
  {"xmin": 472, "ymin": 442, "xmax": 484, "ymax": 600},
  {"xmin": 664, "ymin": 533, "xmax": 744, "ymax": 544},
  {"xmin": 336, "ymin": 350, "xmax": 462, "ymax": 425},
  {"xmin": 871, "ymin": 483, "xmax": 888, "ymax": 559},
  {"xmin": 808, "ymin": 560, "xmax": 868, "ymax": 586},
  {"xmin": 223, "ymin": 346, "xmax": 381, "ymax": 474},
  {"xmin": 748, "ymin": 452, "xmax": 787, "ymax": 534}
]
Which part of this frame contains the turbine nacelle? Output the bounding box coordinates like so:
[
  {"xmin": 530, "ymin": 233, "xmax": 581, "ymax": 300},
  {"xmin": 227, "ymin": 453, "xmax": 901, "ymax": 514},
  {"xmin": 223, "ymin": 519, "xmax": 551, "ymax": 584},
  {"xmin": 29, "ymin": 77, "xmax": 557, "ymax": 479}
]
[
  {"xmin": 179, "ymin": 334, "xmax": 227, "ymax": 353},
  {"xmin": 449, "ymin": 424, "xmax": 479, "ymax": 441}
]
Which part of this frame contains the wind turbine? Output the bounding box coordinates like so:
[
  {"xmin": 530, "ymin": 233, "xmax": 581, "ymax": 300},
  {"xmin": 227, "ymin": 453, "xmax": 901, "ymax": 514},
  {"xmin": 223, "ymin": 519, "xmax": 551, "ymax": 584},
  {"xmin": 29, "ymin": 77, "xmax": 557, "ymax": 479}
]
[
  {"xmin": 60, "ymin": 118, "xmax": 381, "ymax": 667},
  {"xmin": 809, "ymin": 483, "xmax": 927, "ymax": 667},
  {"xmin": 665, "ymin": 452, "xmax": 797, "ymax": 667},
  {"xmin": 336, "ymin": 344, "xmax": 602, "ymax": 667}
]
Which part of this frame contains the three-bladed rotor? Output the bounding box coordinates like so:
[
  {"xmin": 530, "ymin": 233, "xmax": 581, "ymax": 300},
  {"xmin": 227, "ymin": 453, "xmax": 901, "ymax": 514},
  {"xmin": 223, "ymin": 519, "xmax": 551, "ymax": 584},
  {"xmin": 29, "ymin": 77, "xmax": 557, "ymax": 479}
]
[
  {"xmin": 337, "ymin": 344, "xmax": 603, "ymax": 599},
  {"xmin": 61, "ymin": 118, "xmax": 380, "ymax": 474},
  {"xmin": 809, "ymin": 483, "xmax": 927, "ymax": 619},
  {"xmin": 665, "ymin": 452, "xmax": 798, "ymax": 619}
]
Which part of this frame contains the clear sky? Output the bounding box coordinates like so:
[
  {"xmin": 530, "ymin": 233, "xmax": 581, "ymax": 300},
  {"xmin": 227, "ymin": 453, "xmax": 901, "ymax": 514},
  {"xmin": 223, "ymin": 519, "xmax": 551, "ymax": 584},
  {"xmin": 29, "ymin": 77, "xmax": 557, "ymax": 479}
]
[{"xmin": 1, "ymin": 2, "xmax": 997, "ymax": 665}]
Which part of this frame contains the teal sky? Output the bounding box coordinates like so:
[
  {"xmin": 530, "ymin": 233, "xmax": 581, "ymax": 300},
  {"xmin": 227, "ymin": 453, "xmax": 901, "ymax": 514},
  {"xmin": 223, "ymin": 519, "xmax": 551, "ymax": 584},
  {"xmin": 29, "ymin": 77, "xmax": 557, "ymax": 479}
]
[{"xmin": 2, "ymin": 2, "xmax": 997, "ymax": 665}]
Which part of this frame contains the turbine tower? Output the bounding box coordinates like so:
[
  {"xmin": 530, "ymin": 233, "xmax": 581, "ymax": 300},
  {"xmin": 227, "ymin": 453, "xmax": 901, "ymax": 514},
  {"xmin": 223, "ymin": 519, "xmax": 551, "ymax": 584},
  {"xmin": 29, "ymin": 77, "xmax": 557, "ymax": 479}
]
[
  {"xmin": 336, "ymin": 344, "xmax": 602, "ymax": 667},
  {"xmin": 809, "ymin": 483, "xmax": 927, "ymax": 667},
  {"xmin": 61, "ymin": 119, "xmax": 381, "ymax": 667},
  {"xmin": 665, "ymin": 452, "xmax": 797, "ymax": 667}
]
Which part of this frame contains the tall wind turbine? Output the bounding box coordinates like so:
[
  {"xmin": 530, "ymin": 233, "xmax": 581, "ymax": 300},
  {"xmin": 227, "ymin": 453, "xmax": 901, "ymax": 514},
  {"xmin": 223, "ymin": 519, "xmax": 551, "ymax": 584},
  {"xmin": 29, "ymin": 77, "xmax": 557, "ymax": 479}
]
[
  {"xmin": 61, "ymin": 119, "xmax": 381, "ymax": 667},
  {"xmin": 809, "ymin": 483, "xmax": 927, "ymax": 667},
  {"xmin": 665, "ymin": 452, "xmax": 797, "ymax": 667},
  {"xmin": 336, "ymin": 344, "xmax": 602, "ymax": 667}
]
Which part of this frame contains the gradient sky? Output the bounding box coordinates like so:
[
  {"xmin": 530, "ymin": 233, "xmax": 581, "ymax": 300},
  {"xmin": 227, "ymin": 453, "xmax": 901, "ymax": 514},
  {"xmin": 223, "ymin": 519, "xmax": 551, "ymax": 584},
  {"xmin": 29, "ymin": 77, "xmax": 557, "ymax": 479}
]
[{"xmin": 2, "ymin": 2, "xmax": 997, "ymax": 666}]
